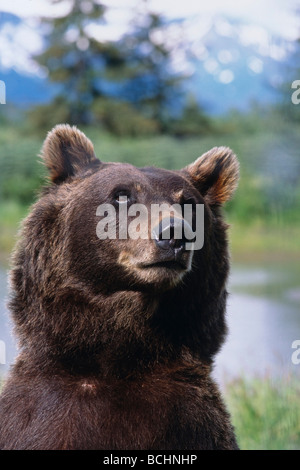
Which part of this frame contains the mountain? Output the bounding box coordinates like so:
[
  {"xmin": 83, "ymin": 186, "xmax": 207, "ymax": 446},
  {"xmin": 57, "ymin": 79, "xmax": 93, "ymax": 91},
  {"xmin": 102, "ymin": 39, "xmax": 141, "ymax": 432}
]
[
  {"xmin": 183, "ymin": 18, "xmax": 286, "ymax": 114},
  {"xmin": 0, "ymin": 10, "xmax": 295, "ymax": 115},
  {"xmin": 0, "ymin": 11, "xmax": 55, "ymax": 107},
  {"xmin": 0, "ymin": 69, "xmax": 57, "ymax": 108}
]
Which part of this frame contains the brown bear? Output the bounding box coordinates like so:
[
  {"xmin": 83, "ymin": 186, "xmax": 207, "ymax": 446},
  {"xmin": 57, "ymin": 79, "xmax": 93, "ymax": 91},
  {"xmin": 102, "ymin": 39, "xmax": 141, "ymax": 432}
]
[{"xmin": 0, "ymin": 124, "xmax": 239, "ymax": 450}]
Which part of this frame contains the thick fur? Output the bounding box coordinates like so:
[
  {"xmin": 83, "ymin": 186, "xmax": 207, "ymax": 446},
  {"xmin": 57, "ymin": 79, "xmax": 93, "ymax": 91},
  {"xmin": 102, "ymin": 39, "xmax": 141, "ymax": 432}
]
[{"xmin": 0, "ymin": 125, "xmax": 239, "ymax": 450}]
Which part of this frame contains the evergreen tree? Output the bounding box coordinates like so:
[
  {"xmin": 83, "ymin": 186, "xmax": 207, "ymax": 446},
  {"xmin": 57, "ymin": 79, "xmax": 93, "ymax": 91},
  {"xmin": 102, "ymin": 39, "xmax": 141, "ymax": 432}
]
[
  {"xmin": 34, "ymin": 0, "xmax": 125, "ymax": 125},
  {"xmin": 121, "ymin": 1, "xmax": 184, "ymax": 130},
  {"xmin": 31, "ymin": 0, "xmax": 193, "ymax": 135},
  {"xmin": 167, "ymin": 95, "xmax": 211, "ymax": 137}
]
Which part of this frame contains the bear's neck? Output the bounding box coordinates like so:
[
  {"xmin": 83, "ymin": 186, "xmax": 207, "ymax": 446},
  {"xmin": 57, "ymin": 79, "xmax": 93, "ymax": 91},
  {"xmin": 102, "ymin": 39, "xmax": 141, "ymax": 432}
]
[
  {"xmin": 11, "ymin": 277, "xmax": 224, "ymax": 378},
  {"xmin": 13, "ymin": 287, "xmax": 185, "ymax": 378}
]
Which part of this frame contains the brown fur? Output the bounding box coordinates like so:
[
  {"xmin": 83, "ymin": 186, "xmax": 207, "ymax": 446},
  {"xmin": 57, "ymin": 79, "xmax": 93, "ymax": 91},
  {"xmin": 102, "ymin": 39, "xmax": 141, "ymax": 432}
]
[
  {"xmin": 185, "ymin": 146, "xmax": 239, "ymax": 204},
  {"xmin": 0, "ymin": 125, "xmax": 239, "ymax": 450},
  {"xmin": 42, "ymin": 124, "xmax": 100, "ymax": 184}
]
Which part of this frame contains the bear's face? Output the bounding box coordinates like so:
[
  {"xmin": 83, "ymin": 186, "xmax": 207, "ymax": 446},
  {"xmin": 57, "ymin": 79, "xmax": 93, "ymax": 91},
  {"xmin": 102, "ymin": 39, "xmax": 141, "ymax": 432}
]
[
  {"xmin": 39, "ymin": 125, "xmax": 239, "ymax": 295},
  {"xmin": 63, "ymin": 163, "xmax": 202, "ymax": 292}
]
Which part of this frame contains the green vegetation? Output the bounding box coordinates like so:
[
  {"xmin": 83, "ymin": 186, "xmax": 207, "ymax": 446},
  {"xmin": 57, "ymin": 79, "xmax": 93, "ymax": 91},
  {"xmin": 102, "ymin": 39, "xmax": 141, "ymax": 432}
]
[
  {"xmin": 29, "ymin": 0, "xmax": 192, "ymax": 134},
  {"xmin": 0, "ymin": 201, "xmax": 29, "ymax": 264},
  {"xmin": 0, "ymin": 111, "xmax": 299, "ymax": 263},
  {"xmin": 33, "ymin": 0, "xmax": 123, "ymax": 127},
  {"xmin": 225, "ymin": 374, "xmax": 300, "ymax": 450}
]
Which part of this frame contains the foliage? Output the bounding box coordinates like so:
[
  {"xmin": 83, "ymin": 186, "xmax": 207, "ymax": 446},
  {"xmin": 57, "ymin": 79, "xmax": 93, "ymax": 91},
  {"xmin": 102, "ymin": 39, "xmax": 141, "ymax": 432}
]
[
  {"xmin": 120, "ymin": 1, "xmax": 185, "ymax": 130},
  {"xmin": 27, "ymin": 96, "xmax": 72, "ymax": 132},
  {"xmin": 29, "ymin": 0, "xmax": 191, "ymax": 134},
  {"xmin": 0, "ymin": 201, "xmax": 30, "ymax": 264},
  {"xmin": 1, "ymin": 112, "xmax": 300, "ymax": 217},
  {"xmin": 33, "ymin": 0, "xmax": 126, "ymax": 126},
  {"xmin": 166, "ymin": 96, "xmax": 212, "ymax": 137},
  {"xmin": 0, "ymin": 110, "xmax": 300, "ymax": 258},
  {"xmin": 0, "ymin": 127, "xmax": 45, "ymax": 204},
  {"xmin": 225, "ymin": 374, "xmax": 300, "ymax": 450},
  {"xmin": 92, "ymin": 97, "xmax": 159, "ymax": 136}
]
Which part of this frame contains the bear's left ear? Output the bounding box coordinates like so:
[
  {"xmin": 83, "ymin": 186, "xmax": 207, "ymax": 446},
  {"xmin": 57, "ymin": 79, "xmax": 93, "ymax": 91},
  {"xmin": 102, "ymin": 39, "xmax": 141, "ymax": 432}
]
[
  {"xmin": 184, "ymin": 146, "xmax": 239, "ymax": 204},
  {"xmin": 41, "ymin": 124, "xmax": 100, "ymax": 184}
]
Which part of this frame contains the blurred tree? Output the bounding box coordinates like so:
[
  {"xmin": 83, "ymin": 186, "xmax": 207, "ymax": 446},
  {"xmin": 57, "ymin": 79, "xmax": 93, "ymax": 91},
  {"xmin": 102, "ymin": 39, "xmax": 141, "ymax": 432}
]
[
  {"xmin": 92, "ymin": 97, "xmax": 159, "ymax": 136},
  {"xmin": 165, "ymin": 95, "xmax": 212, "ymax": 137},
  {"xmin": 121, "ymin": 0, "xmax": 185, "ymax": 131},
  {"xmin": 33, "ymin": 0, "xmax": 126, "ymax": 125},
  {"xmin": 30, "ymin": 0, "xmax": 201, "ymax": 136}
]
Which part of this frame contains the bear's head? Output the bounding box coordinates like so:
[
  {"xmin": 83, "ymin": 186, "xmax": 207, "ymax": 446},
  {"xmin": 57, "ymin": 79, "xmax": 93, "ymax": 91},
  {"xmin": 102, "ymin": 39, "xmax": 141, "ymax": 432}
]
[{"xmin": 10, "ymin": 125, "xmax": 239, "ymax": 374}]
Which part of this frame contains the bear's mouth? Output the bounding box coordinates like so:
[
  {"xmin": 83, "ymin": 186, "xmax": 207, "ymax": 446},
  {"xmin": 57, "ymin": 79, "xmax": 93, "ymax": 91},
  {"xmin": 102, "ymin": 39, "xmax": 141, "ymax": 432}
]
[{"xmin": 139, "ymin": 260, "xmax": 188, "ymax": 271}]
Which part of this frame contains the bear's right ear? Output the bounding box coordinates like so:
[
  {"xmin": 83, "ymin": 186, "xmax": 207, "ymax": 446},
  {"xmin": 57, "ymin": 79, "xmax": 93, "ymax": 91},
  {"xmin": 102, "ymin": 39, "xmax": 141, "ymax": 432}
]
[
  {"xmin": 184, "ymin": 146, "xmax": 239, "ymax": 204},
  {"xmin": 41, "ymin": 124, "xmax": 100, "ymax": 184}
]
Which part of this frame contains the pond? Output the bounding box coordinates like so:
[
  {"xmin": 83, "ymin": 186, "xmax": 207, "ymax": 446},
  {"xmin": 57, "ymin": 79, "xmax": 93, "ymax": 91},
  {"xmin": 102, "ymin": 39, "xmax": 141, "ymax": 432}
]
[
  {"xmin": 214, "ymin": 263, "xmax": 300, "ymax": 384},
  {"xmin": 0, "ymin": 263, "xmax": 300, "ymax": 382}
]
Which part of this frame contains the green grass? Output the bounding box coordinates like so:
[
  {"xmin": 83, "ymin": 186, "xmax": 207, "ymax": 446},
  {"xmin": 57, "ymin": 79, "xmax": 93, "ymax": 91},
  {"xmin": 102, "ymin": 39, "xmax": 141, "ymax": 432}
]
[
  {"xmin": 228, "ymin": 220, "xmax": 300, "ymax": 261},
  {"xmin": 0, "ymin": 120, "xmax": 299, "ymax": 261},
  {"xmin": 225, "ymin": 375, "xmax": 300, "ymax": 450},
  {"xmin": 0, "ymin": 201, "xmax": 30, "ymax": 265}
]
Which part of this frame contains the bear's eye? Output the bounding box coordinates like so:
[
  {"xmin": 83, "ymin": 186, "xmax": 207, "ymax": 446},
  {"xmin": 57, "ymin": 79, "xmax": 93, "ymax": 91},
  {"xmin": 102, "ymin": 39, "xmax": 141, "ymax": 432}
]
[{"xmin": 114, "ymin": 189, "xmax": 131, "ymax": 204}]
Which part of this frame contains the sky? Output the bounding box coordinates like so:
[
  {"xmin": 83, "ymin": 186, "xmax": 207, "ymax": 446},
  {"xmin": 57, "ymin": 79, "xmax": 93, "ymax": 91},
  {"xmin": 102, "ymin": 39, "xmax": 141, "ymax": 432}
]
[
  {"xmin": 0, "ymin": 0, "xmax": 299, "ymax": 81},
  {"xmin": 0, "ymin": 0, "xmax": 299, "ymax": 40}
]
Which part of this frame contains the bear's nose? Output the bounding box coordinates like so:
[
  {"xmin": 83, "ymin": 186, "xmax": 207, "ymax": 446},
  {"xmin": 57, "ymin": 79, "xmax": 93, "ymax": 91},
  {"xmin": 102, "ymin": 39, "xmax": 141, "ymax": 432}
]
[{"xmin": 152, "ymin": 217, "xmax": 192, "ymax": 255}]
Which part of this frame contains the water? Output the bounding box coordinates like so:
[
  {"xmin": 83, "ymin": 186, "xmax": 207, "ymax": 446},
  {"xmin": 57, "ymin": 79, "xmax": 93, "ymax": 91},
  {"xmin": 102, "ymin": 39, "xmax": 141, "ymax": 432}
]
[
  {"xmin": 0, "ymin": 267, "xmax": 17, "ymax": 378},
  {"xmin": 214, "ymin": 264, "xmax": 300, "ymax": 384},
  {"xmin": 0, "ymin": 263, "xmax": 299, "ymax": 382}
]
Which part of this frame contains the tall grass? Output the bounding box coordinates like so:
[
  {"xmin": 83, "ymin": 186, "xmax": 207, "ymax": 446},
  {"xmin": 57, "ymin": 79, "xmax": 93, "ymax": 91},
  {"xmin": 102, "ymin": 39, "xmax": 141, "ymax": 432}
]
[
  {"xmin": 0, "ymin": 201, "xmax": 29, "ymax": 264},
  {"xmin": 225, "ymin": 375, "xmax": 300, "ymax": 450},
  {"xmin": 0, "ymin": 118, "xmax": 299, "ymax": 260}
]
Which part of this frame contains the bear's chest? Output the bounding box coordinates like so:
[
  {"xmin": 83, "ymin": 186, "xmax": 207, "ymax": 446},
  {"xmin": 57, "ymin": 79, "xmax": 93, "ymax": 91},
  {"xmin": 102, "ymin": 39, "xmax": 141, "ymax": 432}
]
[{"xmin": 25, "ymin": 374, "xmax": 202, "ymax": 450}]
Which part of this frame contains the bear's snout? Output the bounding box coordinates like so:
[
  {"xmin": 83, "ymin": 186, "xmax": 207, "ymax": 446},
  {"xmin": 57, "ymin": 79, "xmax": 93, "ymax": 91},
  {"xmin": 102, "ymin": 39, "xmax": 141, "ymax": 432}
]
[{"xmin": 152, "ymin": 216, "xmax": 193, "ymax": 267}]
